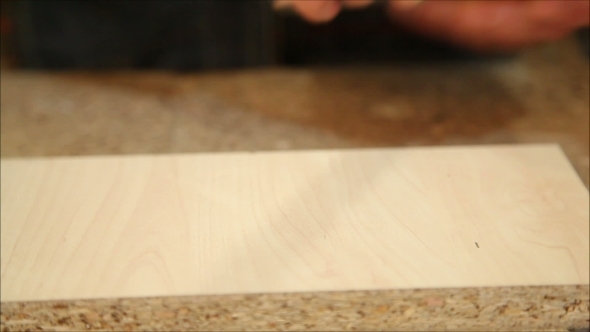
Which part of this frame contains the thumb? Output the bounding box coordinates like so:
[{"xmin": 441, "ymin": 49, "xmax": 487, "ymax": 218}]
[{"xmin": 274, "ymin": 0, "xmax": 342, "ymax": 23}]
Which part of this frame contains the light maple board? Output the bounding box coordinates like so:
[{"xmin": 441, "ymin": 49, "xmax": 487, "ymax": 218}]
[{"xmin": 1, "ymin": 144, "xmax": 588, "ymax": 302}]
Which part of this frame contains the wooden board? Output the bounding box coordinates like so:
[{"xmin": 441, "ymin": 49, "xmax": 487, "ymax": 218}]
[{"xmin": 1, "ymin": 144, "xmax": 588, "ymax": 303}]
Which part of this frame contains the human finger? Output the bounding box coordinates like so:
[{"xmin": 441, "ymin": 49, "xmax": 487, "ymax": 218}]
[{"xmin": 289, "ymin": 0, "xmax": 342, "ymax": 23}]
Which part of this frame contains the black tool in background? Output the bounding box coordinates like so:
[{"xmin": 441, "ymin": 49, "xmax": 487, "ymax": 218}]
[
  {"xmin": 9, "ymin": 0, "xmax": 275, "ymax": 70},
  {"xmin": 7, "ymin": 0, "xmax": 586, "ymax": 70},
  {"xmin": 577, "ymin": 27, "xmax": 589, "ymax": 59}
]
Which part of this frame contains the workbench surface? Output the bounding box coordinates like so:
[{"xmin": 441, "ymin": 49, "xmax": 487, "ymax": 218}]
[{"xmin": 1, "ymin": 37, "xmax": 588, "ymax": 331}]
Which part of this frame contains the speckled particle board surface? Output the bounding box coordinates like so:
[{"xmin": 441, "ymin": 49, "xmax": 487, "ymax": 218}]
[
  {"xmin": 1, "ymin": 286, "xmax": 589, "ymax": 331},
  {"xmin": 1, "ymin": 37, "xmax": 589, "ymax": 331}
]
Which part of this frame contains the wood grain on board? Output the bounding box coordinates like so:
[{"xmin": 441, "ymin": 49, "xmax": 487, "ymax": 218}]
[{"xmin": 1, "ymin": 144, "xmax": 588, "ymax": 303}]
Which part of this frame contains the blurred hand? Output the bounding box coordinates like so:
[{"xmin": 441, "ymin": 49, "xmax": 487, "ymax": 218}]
[
  {"xmin": 274, "ymin": 0, "xmax": 373, "ymax": 23},
  {"xmin": 275, "ymin": 0, "xmax": 590, "ymax": 51}
]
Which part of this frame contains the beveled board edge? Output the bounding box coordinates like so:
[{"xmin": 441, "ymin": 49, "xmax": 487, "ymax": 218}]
[{"xmin": 0, "ymin": 143, "xmax": 566, "ymax": 162}]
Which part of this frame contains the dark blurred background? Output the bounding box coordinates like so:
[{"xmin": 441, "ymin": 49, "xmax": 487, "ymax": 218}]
[{"xmin": 0, "ymin": 0, "xmax": 588, "ymax": 70}]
